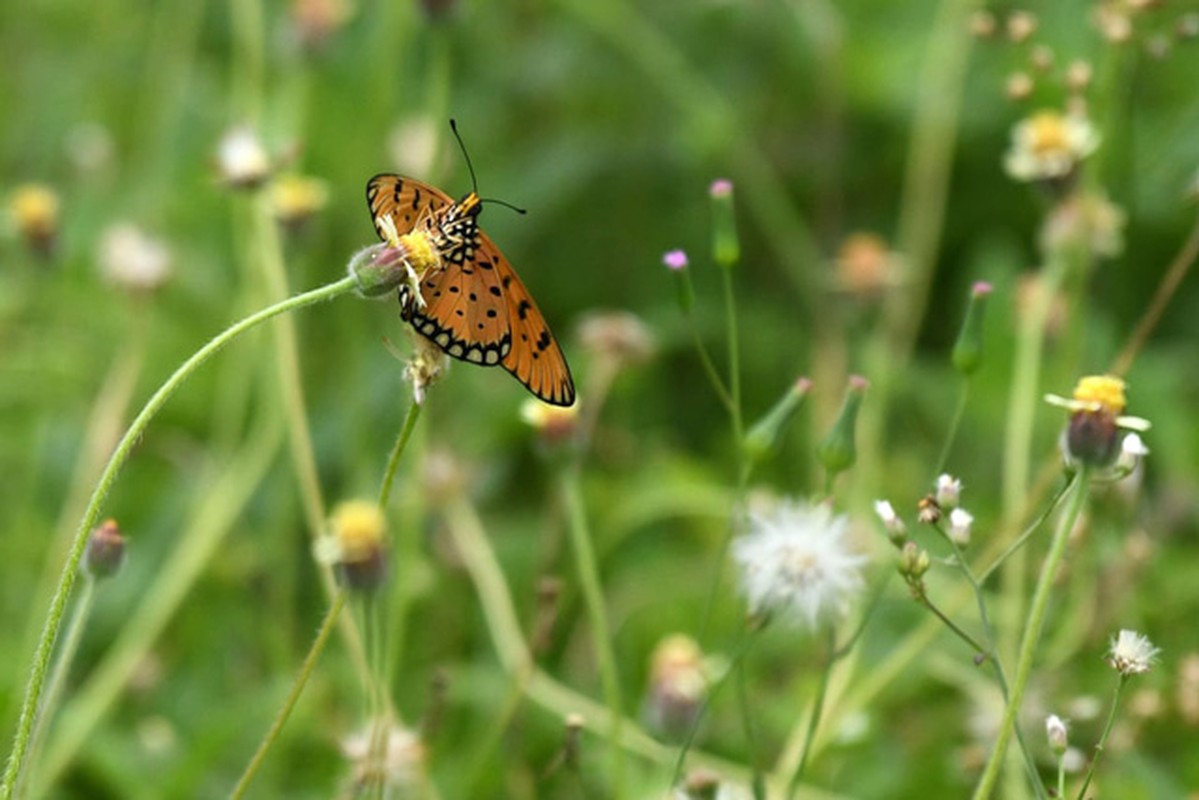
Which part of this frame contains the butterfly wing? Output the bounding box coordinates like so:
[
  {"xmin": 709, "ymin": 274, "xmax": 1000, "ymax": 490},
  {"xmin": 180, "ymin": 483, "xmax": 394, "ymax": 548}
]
[
  {"xmin": 366, "ymin": 174, "xmax": 455, "ymax": 239},
  {"xmin": 406, "ymin": 230, "xmax": 575, "ymax": 407}
]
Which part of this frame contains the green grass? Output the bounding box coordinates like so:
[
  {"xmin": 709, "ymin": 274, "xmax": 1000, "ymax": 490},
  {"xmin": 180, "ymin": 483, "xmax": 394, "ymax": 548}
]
[{"xmin": 4, "ymin": 1, "xmax": 1199, "ymax": 797}]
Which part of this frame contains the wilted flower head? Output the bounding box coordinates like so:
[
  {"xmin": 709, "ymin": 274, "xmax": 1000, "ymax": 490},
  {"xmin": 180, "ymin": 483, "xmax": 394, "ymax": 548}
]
[
  {"xmin": 316, "ymin": 500, "xmax": 389, "ymax": 591},
  {"xmin": 7, "ymin": 183, "xmax": 59, "ymax": 254},
  {"xmin": 520, "ymin": 397, "xmax": 580, "ymax": 444},
  {"xmin": 341, "ymin": 722, "xmax": 424, "ymax": 791},
  {"xmin": 1045, "ymin": 375, "xmax": 1150, "ymax": 469},
  {"xmin": 389, "ymin": 116, "xmax": 439, "ymax": 178},
  {"xmin": 644, "ymin": 634, "xmax": 708, "ymax": 738},
  {"xmin": 1004, "ymin": 110, "xmax": 1099, "ymax": 184},
  {"xmin": 731, "ymin": 499, "xmax": 867, "ymax": 629},
  {"xmin": 98, "ymin": 223, "xmax": 172, "ymax": 294},
  {"xmin": 577, "ymin": 310, "xmax": 656, "ymax": 366},
  {"xmin": 270, "ymin": 173, "xmax": 328, "ymax": 228},
  {"xmin": 1108, "ymin": 629, "xmax": 1160, "ymax": 676},
  {"xmin": 833, "ymin": 232, "xmax": 902, "ymax": 296},
  {"xmin": 83, "ymin": 519, "xmax": 126, "ymax": 579},
  {"xmin": 216, "ymin": 125, "xmax": 271, "ymax": 188},
  {"xmin": 404, "ymin": 335, "xmax": 448, "ymax": 406}
]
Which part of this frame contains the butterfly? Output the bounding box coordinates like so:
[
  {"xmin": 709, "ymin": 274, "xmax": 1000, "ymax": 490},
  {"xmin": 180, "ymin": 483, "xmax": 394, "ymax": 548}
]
[{"xmin": 366, "ymin": 173, "xmax": 576, "ymax": 407}]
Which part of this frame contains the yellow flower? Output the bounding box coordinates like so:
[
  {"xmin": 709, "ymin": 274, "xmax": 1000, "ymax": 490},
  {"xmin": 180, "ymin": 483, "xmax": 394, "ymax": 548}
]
[
  {"xmin": 1045, "ymin": 375, "xmax": 1150, "ymax": 469},
  {"xmin": 1004, "ymin": 110, "xmax": 1099, "ymax": 183},
  {"xmin": 520, "ymin": 397, "xmax": 580, "ymax": 443},
  {"xmin": 270, "ymin": 174, "xmax": 328, "ymax": 226},
  {"xmin": 7, "ymin": 183, "xmax": 59, "ymax": 252},
  {"xmin": 316, "ymin": 500, "xmax": 389, "ymax": 590}
]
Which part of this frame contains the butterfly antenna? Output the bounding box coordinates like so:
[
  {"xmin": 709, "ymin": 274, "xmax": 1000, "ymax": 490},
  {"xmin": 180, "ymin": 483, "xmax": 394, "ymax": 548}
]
[
  {"xmin": 449, "ymin": 118, "xmax": 479, "ymax": 196},
  {"xmin": 449, "ymin": 119, "xmax": 527, "ymax": 215}
]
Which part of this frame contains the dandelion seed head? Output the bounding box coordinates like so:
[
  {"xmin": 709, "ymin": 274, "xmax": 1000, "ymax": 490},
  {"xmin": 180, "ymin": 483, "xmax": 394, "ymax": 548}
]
[
  {"xmin": 1108, "ymin": 629, "xmax": 1160, "ymax": 676},
  {"xmin": 731, "ymin": 500, "xmax": 866, "ymax": 629}
]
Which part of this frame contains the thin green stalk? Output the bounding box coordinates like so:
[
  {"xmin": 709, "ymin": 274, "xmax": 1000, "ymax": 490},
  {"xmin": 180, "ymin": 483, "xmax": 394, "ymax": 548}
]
[
  {"xmin": 972, "ymin": 468, "xmax": 1090, "ymax": 799},
  {"xmin": 979, "ymin": 475, "xmax": 1074, "ymax": 584},
  {"xmin": 16, "ymin": 579, "xmax": 95, "ymax": 800},
  {"xmin": 787, "ymin": 627, "xmax": 836, "ymax": 798},
  {"xmin": 37, "ymin": 415, "xmax": 283, "ymax": 790},
  {"xmin": 378, "ymin": 402, "xmax": 423, "ymax": 510},
  {"xmin": 1075, "ymin": 674, "xmax": 1128, "ymax": 800},
  {"xmin": 560, "ymin": 468, "xmax": 626, "ymax": 798},
  {"xmin": 445, "ymin": 498, "xmax": 759, "ymax": 788},
  {"xmin": 934, "ymin": 380, "xmax": 970, "ymax": 476},
  {"xmin": 721, "ymin": 267, "xmax": 744, "ymax": 446},
  {"xmin": 687, "ymin": 322, "xmax": 735, "ymax": 413},
  {"xmin": 736, "ymin": 650, "xmax": 765, "ymax": 800},
  {"xmin": 1, "ymin": 275, "xmax": 357, "ymax": 800},
  {"xmin": 230, "ymin": 591, "xmax": 348, "ymax": 799}
]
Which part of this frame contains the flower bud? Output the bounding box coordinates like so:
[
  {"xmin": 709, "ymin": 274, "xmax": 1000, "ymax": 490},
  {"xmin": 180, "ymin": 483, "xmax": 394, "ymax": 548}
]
[
  {"xmin": 952, "ymin": 282, "xmax": 992, "ymax": 375},
  {"xmin": 7, "ymin": 183, "xmax": 59, "ymax": 256},
  {"xmin": 948, "ymin": 507, "xmax": 974, "ymax": 547},
  {"xmin": 816, "ymin": 375, "xmax": 867, "ymax": 478},
  {"xmin": 644, "ymin": 634, "xmax": 707, "ymax": 739},
  {"xmin": 934, "ymin": 474, "xmax": 963, "ymax": 508},
  {"xmin": 84, "ymin": 519, "xmax": 126, "ymax": 579},
  {"xmin": 317, "ymin": 500, "xmax": 389, "ymax": 592},
  {"xmin": 898, "ymin": 541, "xmax": 930, "ymax": 580},
  {"xmin": 1045, "ymin": 714, "xmax": 1069, "ymax": 756},
  {"xmin": 663, "ymin": 249, "xmax": 694, "ymax": 313},
  {"xmin": 709, "ymin": 179, "xmax": 739, "ymax": 269},
  {"xmin": 873, "ymin": 500, "xmax": 907, "ymax": 545},
  {"xmin": 744, "ymin": 377, "xmax": 812, "ymax": 462}
]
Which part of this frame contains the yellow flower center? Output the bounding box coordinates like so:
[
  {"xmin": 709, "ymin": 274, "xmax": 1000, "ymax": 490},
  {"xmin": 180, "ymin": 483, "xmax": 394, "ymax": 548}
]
[
  {"xmin": 399, "ymin": 230, "xmax": 440, "ymax": 275},
  {"xmin": 8, "ymin": 184, "xmax": 59, "ymax": 232},
  {"xmin": 330, "ymin": 500, "xmax": 386, "ymax": 562},
  {"xmin": 1072, "ymin": 375, "xmax": 1126, "ymax": 415},
  {"xmin": 1027, "ymin": 112, "xmax": 1070, "ymax": 156}
]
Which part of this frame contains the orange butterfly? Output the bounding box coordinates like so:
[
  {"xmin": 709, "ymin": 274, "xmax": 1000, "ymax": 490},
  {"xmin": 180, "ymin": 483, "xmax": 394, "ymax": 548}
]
[{"xmin": 366, "ymin": 172, "xmax": 576, "ymax": 407}]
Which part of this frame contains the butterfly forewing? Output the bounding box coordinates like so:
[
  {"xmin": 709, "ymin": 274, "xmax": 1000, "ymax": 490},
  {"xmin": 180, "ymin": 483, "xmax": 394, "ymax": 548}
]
[
  {"xmin": 366, "ymin": 174, "xmax": 454, "ymax": 240},
  {"xmin": 365, "ymin": 173, "xmax": 576, "ymax": 407}
]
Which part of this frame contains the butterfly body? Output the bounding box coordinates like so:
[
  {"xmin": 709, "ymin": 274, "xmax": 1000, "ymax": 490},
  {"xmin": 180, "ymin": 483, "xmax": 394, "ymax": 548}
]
[{"xmin": 366, "ymin": 174, "xmax": 575, "ymax": 406}]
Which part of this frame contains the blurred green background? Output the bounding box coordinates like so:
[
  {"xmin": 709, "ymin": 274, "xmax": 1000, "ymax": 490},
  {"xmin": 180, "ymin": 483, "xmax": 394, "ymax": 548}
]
[{"xmin": 3, "ymin": 0, "xmax": 1199, "ymax": 797}]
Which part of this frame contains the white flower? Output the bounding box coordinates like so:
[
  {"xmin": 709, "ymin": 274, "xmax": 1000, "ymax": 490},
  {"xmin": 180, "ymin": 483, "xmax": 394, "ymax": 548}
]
[
  {"xmin": 341, "ymin": 722, "xmax": 424, "ymax": 790},
  {"xmin": 873, "ymin": 499, "xmax": 906, "ymax": 539},
  {"xmin": 1121, "ymin": 432, "xmax": 1149, "ymax": 458},
  {"xmin": 934, "ymin": 474, "xmax": 962, "ymax": 508},
  {"xmin": 217, "ymin": 124, "xmax": 271, "ymax": 187},
  {"xmin": 1045, "ymin": 714, "xmax": 1068, "ymax": 755},
  {"xmin": 731, "ymin": 500, "xmax": 867, "ymax": 629},
  {"xmin": 948, "ymin": 508, "xmax": 974, "ymax": 546},
  {"xmin": 1004, "ymin": 110, "xmax": 1099, "ymax": 182},
  {"xmin": 1108, "ymin": 629, "xmax": 1160, "ymax": 676},
  {"xmin": 98, "ymin": 223, "xmax": 172, "ymax": 293}
]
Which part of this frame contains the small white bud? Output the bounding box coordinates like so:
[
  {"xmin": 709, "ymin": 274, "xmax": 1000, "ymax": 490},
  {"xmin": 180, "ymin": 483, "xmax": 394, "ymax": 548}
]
[
  {"xmin": 948, "ymin": 508, "xmax": 974, "ymax": 546},
  {"xmin": 934, "ymin": 474, "xmax": 962, "ymax": 508},
  {"xmin": 1045, "ymin": 714, "xmax": 1068, "ymax": 756}
]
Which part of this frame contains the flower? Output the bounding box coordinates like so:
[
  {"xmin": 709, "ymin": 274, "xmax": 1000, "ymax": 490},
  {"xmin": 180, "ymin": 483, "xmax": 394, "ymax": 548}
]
[
  {"xmin": 315, "ymin": 500, "xmax": 389, "ymax": 591},
  {"xmin": 873, "ymin": 500, "xmax": 907, "ymax": 543},
  {"xmin": 216, "ymin": 125, "xmax": 271, "ymax": 188},
  {"xmin": 290, "ymin": 0, "xmax": 352, "ymax": 51},
  {"xmin": 1042, "ymin": 190, "xmax": 1127, "ymax": 260},
  {"xmin": 1006, "ymin": 10, "xmax": 1037, "ymax": 42},
  {"xmin": 644, "ymin": 634, "xmax": 708, "ymax": 738},
  {"xmin": 83, "ymin": 519, "xmax": 126, "ymax": 579},
  {"xmin": 1003, "ymin": 110, "xmax": 1099, "ymax": 183},
  {"xmin": 1045, "ymin": 375, "xmax": 1150, "ymax": 468},
  {"xmin": 662, "ymin": 249, "xmax": 689, "ymax": 271},
  {"xmin": 520, "ymin": 397, "xmax": 580, "ymax": 443},
  {"xmin": 948, "ymin": 508, "xmax": 974, "ymax": 546},
  {"xmin": 833, "ymin": 232, "xmax": 903, "ymax": 296},
  {"xmin": 404, "ymin": 335, "xmax": 448, "ymax": 406},
  {"xmin": 576, "ymin": 311, "xmax": 656, "ymax": 366},
  {"xmin": 731, "ymin": 499, "xmax": 866, "ymax": 629},
  {"xmin": 1045, "ymin": 714, "xmax": 1069, "ymax": 756},
  {"xmin": 341, "ymin": 722, "xmax": 424, "ymax": 791},
  {"xmin": 934, "ymin": 474, "xmax": 962, "ymax": 508},
  {"xmin": 7, "ymin": 183, "xmax": 59, "ymax": 254},
  {"xmin": 270, "ymin": 173, "xmax": 328, "ymax": 227},
  {"xmin": 98, "ymin": 223, "xmax": 172, "ymax": 293},
  {"xmin": 1108, "ymin": 629, "xmax": 1160, "ymax": 676}
]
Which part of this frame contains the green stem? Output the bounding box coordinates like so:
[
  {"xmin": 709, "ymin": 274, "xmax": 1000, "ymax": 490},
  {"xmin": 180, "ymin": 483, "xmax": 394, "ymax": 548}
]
[
  {"xmin": 736, "ymin": 649, "xmax": 765, "ymax": 800},
  {"xmin": 721, "ymin": 267, "xmax": 744, "ymax": 446},
  {"xmin": 17, "ymin": 579, "xmax": 95, "ymax": 800},
  {"xmin": 378, "ymin": 402, "xmax": 423, "ymax": 510},
  {"xmin": 230, "ymin": 591, "xmax": 348, "ymax": 799},
  {"xmin": 687, "ymin": 321, "xmax": 735, "ymax": 413},
  {"xmin": 0, "ymin": 275, "xmax": 357, "ymax": 800},
  {"xmin": 1075, "ymin": 674, "xmax": 1128, "ymax": 800},
  {"xmin": 979, "ymin": 475, "xmax": 1074, "ymax": 584},
  {"xmin": 560, "ymin": 468, "xmax": 625, "ymax": 798},
  {"xmin": 787, "ymin": 626, "xmax": 836, "ymax": 798},
  {"xmin": 935, "ymin": 379, "xmax": 970, "ymax": 477},
  {"xmin": 972, "ymin": 468, "xmax": 1090, "ymax": 799}
]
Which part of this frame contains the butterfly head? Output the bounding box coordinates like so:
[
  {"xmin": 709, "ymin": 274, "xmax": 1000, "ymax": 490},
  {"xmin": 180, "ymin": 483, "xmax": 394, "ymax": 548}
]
[{"xmin": 455, "ymin": 192, "xmax": 483, "ymax": 218}]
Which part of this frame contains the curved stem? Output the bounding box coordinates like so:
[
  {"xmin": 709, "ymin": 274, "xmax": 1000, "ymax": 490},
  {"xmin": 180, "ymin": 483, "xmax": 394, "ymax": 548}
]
[
  {"xmin": 787, "ymin": 626, "xmax": 836, "ymax": 798},
  {"xmin": 230, "ymin": 591, "xmax": 348, "ymax": 799},
  {"xmin": 0, "ymin": 275, "xmax": 357, "ymax": 799},
  {"xmin": 560, "ymin": 468, "xmax": 626, "ymax": 798},
  {"xmin": 378, "ymin": 402, "xmax": 423, "ymax": 510},
  {"xmin": 1075, "ymin": 674, "xmax": 1127, "ymax": 800},
  {"xmin": 972, "ymin": 468, "xmax": 1090, "ymax": 799},
  {"xmin": 935, "ymin": 380, "xmax": 970, "ymax": 476}
]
